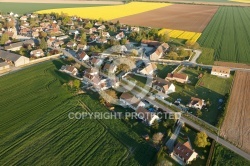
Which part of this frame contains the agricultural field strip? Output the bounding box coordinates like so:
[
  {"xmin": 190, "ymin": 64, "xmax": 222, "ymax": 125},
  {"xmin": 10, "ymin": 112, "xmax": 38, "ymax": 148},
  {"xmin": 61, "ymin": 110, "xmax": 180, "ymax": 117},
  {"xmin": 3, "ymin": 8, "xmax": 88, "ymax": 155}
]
[
  {"xmin": 159, "ymin": 29, "xmax": 202, "ymax": 43},
  {"xmin": 36, "ymin": 2, "xmax": 172, "ymax": 20},
  {"xmin": 198, "ymin": 7, "xmax": 250, "ymax": 63}
]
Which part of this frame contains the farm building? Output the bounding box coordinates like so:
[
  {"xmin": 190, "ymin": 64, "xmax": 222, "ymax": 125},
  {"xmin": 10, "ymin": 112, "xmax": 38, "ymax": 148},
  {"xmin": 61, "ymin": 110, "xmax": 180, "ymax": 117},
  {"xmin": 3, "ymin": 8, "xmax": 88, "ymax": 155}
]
[
  {"xmin": 166, "ymin": 73, "xmax": 188, "ymax": 83},
  {"xmin": 211, "ymin": 66, "xmax": 230, "ymax": 78},
  {"xmin": 0, "ymin": 61, "xmax": 10, "ymax": 71},
  {"xmin": 0, "ymin": 50, "xmax": 30, "ymax": 67},
  {"xmin": 171, "ymin": 142, "xmax": 198, "ymax": 165}
]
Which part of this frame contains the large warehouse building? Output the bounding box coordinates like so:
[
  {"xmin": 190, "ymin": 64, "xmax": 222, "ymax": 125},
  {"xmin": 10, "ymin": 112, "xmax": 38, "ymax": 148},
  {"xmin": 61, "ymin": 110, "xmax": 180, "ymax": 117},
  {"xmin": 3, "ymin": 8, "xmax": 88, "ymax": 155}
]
[{"xmin": 0, "ymin": 50, "xmax": 30, "ymax": 67}]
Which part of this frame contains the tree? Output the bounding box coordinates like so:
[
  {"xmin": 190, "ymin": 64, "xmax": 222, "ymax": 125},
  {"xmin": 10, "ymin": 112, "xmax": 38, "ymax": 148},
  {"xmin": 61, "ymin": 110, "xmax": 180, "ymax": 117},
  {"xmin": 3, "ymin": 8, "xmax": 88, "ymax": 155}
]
[
  {"xmin": 80, "ymin": 32, "xmax": 87, "ymax": 45},
  {"xmin": 39, "ymin": 38, "xmax": 47, "ymax": 50},
  {"xmin": 159, "ymin": 34, "xmax": 169, "ymax": 42},
  {"xmin": 196, "ymin": 109, "xmax": 202, "ymax": 117},
  {"xmin": 117, "ymin": 64, "xmax": 130, "ymax": 72},
  {"xmin": 73, "ymin": 80, "xmax": 81, "ymax": 89},
  {"xmin": 131, "ymin": 49, "xmax": 138, "ymax": 56},
  {"xmin": 0, "ymin": 33, "xmax": 9, "ymax": 45},
  {"xmin": 194, "ymin": 131, "xmax": 210, "ymax": 148},
  {"xmin": 151, "ymin": 120, "xmax": 159, "ymax": 133},
  {"xmin": 84, "ymin": 22, "xmax": 93, "ymax": 29},
  {"xmin": 39, "ymin": 31, "xmax": 47, "ymax": 38},
  {"xmin": 99, "ymin": 90, "xmax": 118, "ymax": 104},
  {"xmin": 120, "ymin": 38, "xmax": 127, "ymax": 45},
  {"xmin": 152, "ymin": 132, "xmax": 164, "ymax": 144},
  {"xmin": 184, "ymin": 126, "xmax": 190, "ymax": 133}
]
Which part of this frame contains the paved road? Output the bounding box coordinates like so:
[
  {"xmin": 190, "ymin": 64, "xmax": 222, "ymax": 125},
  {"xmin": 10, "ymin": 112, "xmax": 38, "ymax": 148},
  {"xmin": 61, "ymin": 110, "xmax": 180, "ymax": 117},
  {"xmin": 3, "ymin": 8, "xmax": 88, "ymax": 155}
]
[
  {"xmin": 120, "ymin": 82, "xmax": 250, "ymax": 161},
  {"xmin": 166, "ymin": 121, "xmax": 183, "ymax": 151},
  {"xmin": 190, "ymin": 50, "xmax": 201, "ymax": 63}
]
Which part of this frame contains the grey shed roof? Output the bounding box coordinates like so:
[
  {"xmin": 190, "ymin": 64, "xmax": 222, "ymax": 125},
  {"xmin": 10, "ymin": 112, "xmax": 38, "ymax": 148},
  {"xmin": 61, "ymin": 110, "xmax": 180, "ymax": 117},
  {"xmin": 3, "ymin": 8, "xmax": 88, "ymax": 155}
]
[
  {"xmin": 0, "ymin": 50, "xmax": 22, "ymax": 62},
  {"xmin": 0, "ymin": 61, "xmax": 9, "ymax": 67}
]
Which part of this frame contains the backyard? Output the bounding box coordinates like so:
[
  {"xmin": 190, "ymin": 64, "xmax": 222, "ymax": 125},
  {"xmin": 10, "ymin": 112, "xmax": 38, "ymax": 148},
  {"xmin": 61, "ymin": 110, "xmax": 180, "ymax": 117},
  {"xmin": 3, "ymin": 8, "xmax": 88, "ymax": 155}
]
[
  {"xmin": 156, "ymin": 64, "xmax": 178, "ymax": 79},
  {"xmin": 0, "ymin": 60, "xmax": 156, "ymax": 165},
  {"xmin": 167, "ymin": 67, "xmax": 233, "ymax": 125}
]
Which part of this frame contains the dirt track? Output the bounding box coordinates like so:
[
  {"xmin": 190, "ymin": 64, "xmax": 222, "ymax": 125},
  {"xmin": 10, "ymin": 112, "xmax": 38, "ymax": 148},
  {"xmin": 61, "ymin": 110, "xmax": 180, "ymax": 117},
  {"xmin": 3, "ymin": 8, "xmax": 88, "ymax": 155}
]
[
  {"xmin": 220, "ymin": 71, "xmax": 250, "ymax": 154},
  {"xmin": 112, "ymin": 4, "xmax": 218, "ymax": 32},
  {"xmin": 214, "ymin": 61, "xmax": 250, "ymax": 69},
  {"xmin": 0, "ymin": 0, "xmax": 123, "ymax": 4}
]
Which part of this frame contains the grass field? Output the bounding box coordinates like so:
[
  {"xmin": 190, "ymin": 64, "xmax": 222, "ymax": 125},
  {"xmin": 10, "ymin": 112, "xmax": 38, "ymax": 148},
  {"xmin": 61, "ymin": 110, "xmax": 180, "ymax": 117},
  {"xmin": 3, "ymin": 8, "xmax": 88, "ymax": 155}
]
[
  {"xmin": 0, "ymin": 60, "xmax": 156, "ymax": 165},
  {"xmin": 196, "ymin": 47, "xmax": 215, "ymax": 65},
  {"xmin": 211, "ymin": 143, "xmax": 250, "ymax": 165},
  {"xmin": 167, "ymin": 68, "xmax": 233, "ymax": 125},
  {"xmin": 156, "ymin": 64, "xmax": 177, "ymax": 79},
  {"xmin": 230, "ymin": 0, "xmax": 250, "ymax": 3},
  {"xmin": 0, "ymin": 3, "xmax": 106, "ymax": 14},
  {"xmin": 36, "ymin": 2, "xmax": 171, "ymax": 20},
  {"xmin": 198, "ymin": 6, "xmax": 250, "ymax": 64}
]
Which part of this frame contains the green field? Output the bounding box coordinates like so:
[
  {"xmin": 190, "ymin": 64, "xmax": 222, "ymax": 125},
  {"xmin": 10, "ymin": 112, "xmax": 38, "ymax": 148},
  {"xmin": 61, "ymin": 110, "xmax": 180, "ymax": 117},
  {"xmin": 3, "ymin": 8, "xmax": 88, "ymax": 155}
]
[
  {"xmin": 0, "ymin": 3, "xmax": 107, "ymax": 14},
  {"xmin": 196, "ymin": 48, "xmax": 215, "ymax": 65},
  {"xmin": 156, "ymin": 64, "xmax": 177, "ymax": 79},
  {"xmin": 198, "ymin": 7, "xmax": 250, "ymax": 64},
  {"xmin": 0, "ymin": 60, "xmax": 156, "ymax": 165},
  {"xmin": 211, "ymin": 143, "xmax": 250, "ymax": 165}
]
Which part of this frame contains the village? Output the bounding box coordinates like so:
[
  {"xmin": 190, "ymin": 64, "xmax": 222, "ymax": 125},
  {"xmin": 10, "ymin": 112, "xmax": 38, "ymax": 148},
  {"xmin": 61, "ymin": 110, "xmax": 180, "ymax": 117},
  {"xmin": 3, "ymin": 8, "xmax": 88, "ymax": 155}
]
[{"xmin": 0, "ymin": 11, "xmax": 235, "ymax": 165}]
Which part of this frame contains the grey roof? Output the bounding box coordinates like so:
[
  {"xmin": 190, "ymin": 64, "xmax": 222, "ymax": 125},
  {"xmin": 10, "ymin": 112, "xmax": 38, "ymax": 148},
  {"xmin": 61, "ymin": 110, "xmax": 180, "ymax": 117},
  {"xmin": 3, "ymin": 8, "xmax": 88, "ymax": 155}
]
[
  {"xmin": 0, "ymin": 50, "xmax": 22, "ymax": 62},
  {"xmin": 0, "ymin": 61, "xmax": 9, "ymax": 67},
  {"xmin": 4, "ymin": 39, "xmax": 34, "ymax": 50}
]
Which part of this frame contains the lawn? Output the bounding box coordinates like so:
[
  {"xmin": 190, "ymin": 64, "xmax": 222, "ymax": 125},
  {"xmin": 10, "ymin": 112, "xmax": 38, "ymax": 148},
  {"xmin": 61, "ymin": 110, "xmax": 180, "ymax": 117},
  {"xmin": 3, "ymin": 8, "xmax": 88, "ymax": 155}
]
[
  {"xmin": 196, "ymin": 47, "xmax": 215, "ymax": 65},
  {"xmin": 156, "ymin": 64, "xmax": 178, "ymax": 79},
  {"xmin": 0, "ymin": 2, "xmax": 106, "ymax": 14},
  {"xmin": 167, "ymin": 68, "xmax": 233, "ymax": 125},
  {"xmin": 178, "ymin": 126, "xmax": 212, "ymax": 166},
  {"xmin": 198, "ymin": 7, "xmax": 250, "ymax": 64},
  {"xmin": 211, "ymin": 143, "xmax": 250, "ymax": 165},
  {"xmin": 0, "ymin": 60, "xmax": 156, "ymax": 165},
  {"xmin": 126, "ymin": 74, "xmax": 148, "ymax": 88}
]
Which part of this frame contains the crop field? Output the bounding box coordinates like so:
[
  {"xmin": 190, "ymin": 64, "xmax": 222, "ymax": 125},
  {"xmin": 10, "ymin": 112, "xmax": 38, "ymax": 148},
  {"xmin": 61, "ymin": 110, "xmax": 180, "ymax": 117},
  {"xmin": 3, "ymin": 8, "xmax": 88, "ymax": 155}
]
[
  {"xmin": 112, "ymin": 4, "xmax": 218, "ymax": 32},
  {"xmin": 220, "ymin": 71, "xmax": 250, "ymax": 154},
  {"xmin": 158, "ymin": 29, "xmax": 201, "ymax": 43},
  {"xmin": 230, "ymin": 0, "xmax": 250, "ymax": 3},
  {"xmin": 0, "ymin": 2, "xmax": 107, "ymax": 14},
  {"xmin": 0, "ymin": 60, "xmax": 156, "ymax": 165},
  {"xmin": 36, "ymin": 2, "xmax": 171, "ymax": 20},
  {"xmin": 198, "ymin": 7, "xmax": 250, "ymax": 64}
]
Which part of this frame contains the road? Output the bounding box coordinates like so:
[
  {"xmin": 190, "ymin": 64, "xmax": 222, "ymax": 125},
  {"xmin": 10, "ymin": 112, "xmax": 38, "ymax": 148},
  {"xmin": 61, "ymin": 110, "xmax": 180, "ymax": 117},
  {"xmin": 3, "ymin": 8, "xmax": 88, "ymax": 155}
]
[
  {"xmin": 120, "ymin": 82, "xmax": 250, "ymax": 161},
  {"xmin": 190, "ymin": 50, "xmax": 201, "ymax": 63},
  {"xmin": 166, "ymin": 121, "xmax": 183, "ymax": 151}
]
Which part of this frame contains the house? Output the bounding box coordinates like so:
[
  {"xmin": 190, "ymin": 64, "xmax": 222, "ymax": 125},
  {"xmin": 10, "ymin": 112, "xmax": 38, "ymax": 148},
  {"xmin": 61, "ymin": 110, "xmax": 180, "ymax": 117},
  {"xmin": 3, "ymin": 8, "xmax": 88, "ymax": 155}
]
[
  {"xmin": 92, "ymin": 76, "xmax": 111, "ymax": 91},
  {"xmin": 61, "ymin": 65, "xmax": 78, "ymax": 76},
  {"xmin": 32, "ymin": 31, "xmax": 39, "ymax": 38},
  {"xmin": 0, "ymin": 62, "xmax": 10, "ymax": 71},
  {"xmin": 131, "ymin": 27, "xmax": 140, "ymax": 32},
  {"xmin": 211, "ymin": 66, "xmax": 230, "ymax": 78},
  {"xmin": 140, "ymin": 63, "xmax": 157, "ymax": 75},
  {"xmin": 150, "ymin": 43, "xmax": 169, "ymax": 60},
  {"xmin": 136, "ymin": 107, "xmax": 159, "ymax": 126},
  {"xmin": 120, "ymin": 25, "xmax": 129, "ymax": 31},
  {"xmin": 68, "ymin": 29, "xmax": 79, "ymax": 35},
  {"xmin": 53, "ymin": 41, "xmax": 64, "ymax": 48},
  {"xmin": 20, "ymin": 16, "xmax": 27, "ymax": 21},
  {"xmin": 83, "ymin": 68, "xmax": 99, "ymax": 80},
  {"xmin": 98, "ymin": 25, "xmax": 105, "ymax": 30},
  {"xmin": 96, "ymin": 38, "xmax": 107, "ymax": 44},
  {"xmin": 77, "ymin": 44, "xmax": 88, "ymax": 50},
  {"xmin": 0, "ymin": 50, "xmax": 29, "ymax": 67},
  {"xmin": 115, "ymin": 31, "xmax": 125, "ymax": 40},
  {"xmin": 4, "ymin": 39, "xmax": 34, "ymax": 51},
  {"xmin": 166, "ymin": 73, "xmax": 188, "ymax": 84},
  {"xmin": 152, "ymin": 77, "xmax": 175, "ymax": 94},
  {"xmin": 188, "ymin": 97, "xmax": 205, "ymax": 110},
  {"xmin": 56, "ymin": 35, "xmax": 69, "ymax": 41},
  {"xmin": 94, "ymin": 22, "xmax": 102, "ymax": 26},
  {"xmin": 141, "ymin": 39, "xmax": 161, "ymax": 47},
  {"xmin": 30, "ymin": 49, "xmax": 44, "ymax": 58},
  {"xmin": 103, "ymin": 63, "xmax": 117, "ymax": 73},
  {"xmin": 120, "ymin": 92, "xmax": 145, "ymax": 110},
  {"xmin": 101, "ymin": 31, "xmax": 110, "ymax": 38},
  {"xmin": 76, "ymin": 51, "xmax": 89, "ymax": 61},
  {"xmin": 90, "ymin": 57, "xmax": 103, "ymax": 67},
  {"xmin": 66, "ymin": 41, "xmax": 77, "ymax": 48},
  {"xmin": 171, "ymin": 142, "xmax": 198, "ymax": 165}
]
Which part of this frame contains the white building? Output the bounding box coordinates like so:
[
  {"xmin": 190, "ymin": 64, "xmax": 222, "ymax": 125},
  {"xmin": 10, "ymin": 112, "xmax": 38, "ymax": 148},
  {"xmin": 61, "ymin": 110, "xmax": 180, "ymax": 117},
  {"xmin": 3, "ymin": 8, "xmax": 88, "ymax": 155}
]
[
  {"xmin": 136, "ymin": 107, "xmax": 159, "ymax": 126},
  {"xmin": 211, "ymin": 66, "xmax": 230, "ymax": 78}
]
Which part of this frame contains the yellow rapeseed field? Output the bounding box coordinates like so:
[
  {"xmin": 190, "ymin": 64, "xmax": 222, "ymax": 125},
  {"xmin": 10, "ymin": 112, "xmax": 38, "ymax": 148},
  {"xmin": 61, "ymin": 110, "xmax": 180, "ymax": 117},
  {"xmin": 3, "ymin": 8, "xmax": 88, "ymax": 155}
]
[
  {"xmin": 158, "ymin": 28, "xmax": 202, "ymax": 43},
  {"xmin": 36, "ymin": 2, "xmax": 171, "ymax": 20},
  {"xmin": 230, "ymin": 0, "xmax": 250, "ymax": 3}
]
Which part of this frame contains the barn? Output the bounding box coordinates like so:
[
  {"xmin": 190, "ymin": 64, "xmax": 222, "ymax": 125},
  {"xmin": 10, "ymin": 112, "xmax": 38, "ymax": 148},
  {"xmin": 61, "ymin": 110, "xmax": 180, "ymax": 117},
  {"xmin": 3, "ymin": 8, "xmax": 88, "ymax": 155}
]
[{"xmin": 0, "ymin": 50, "xmax": 30, "ymax": 67}]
